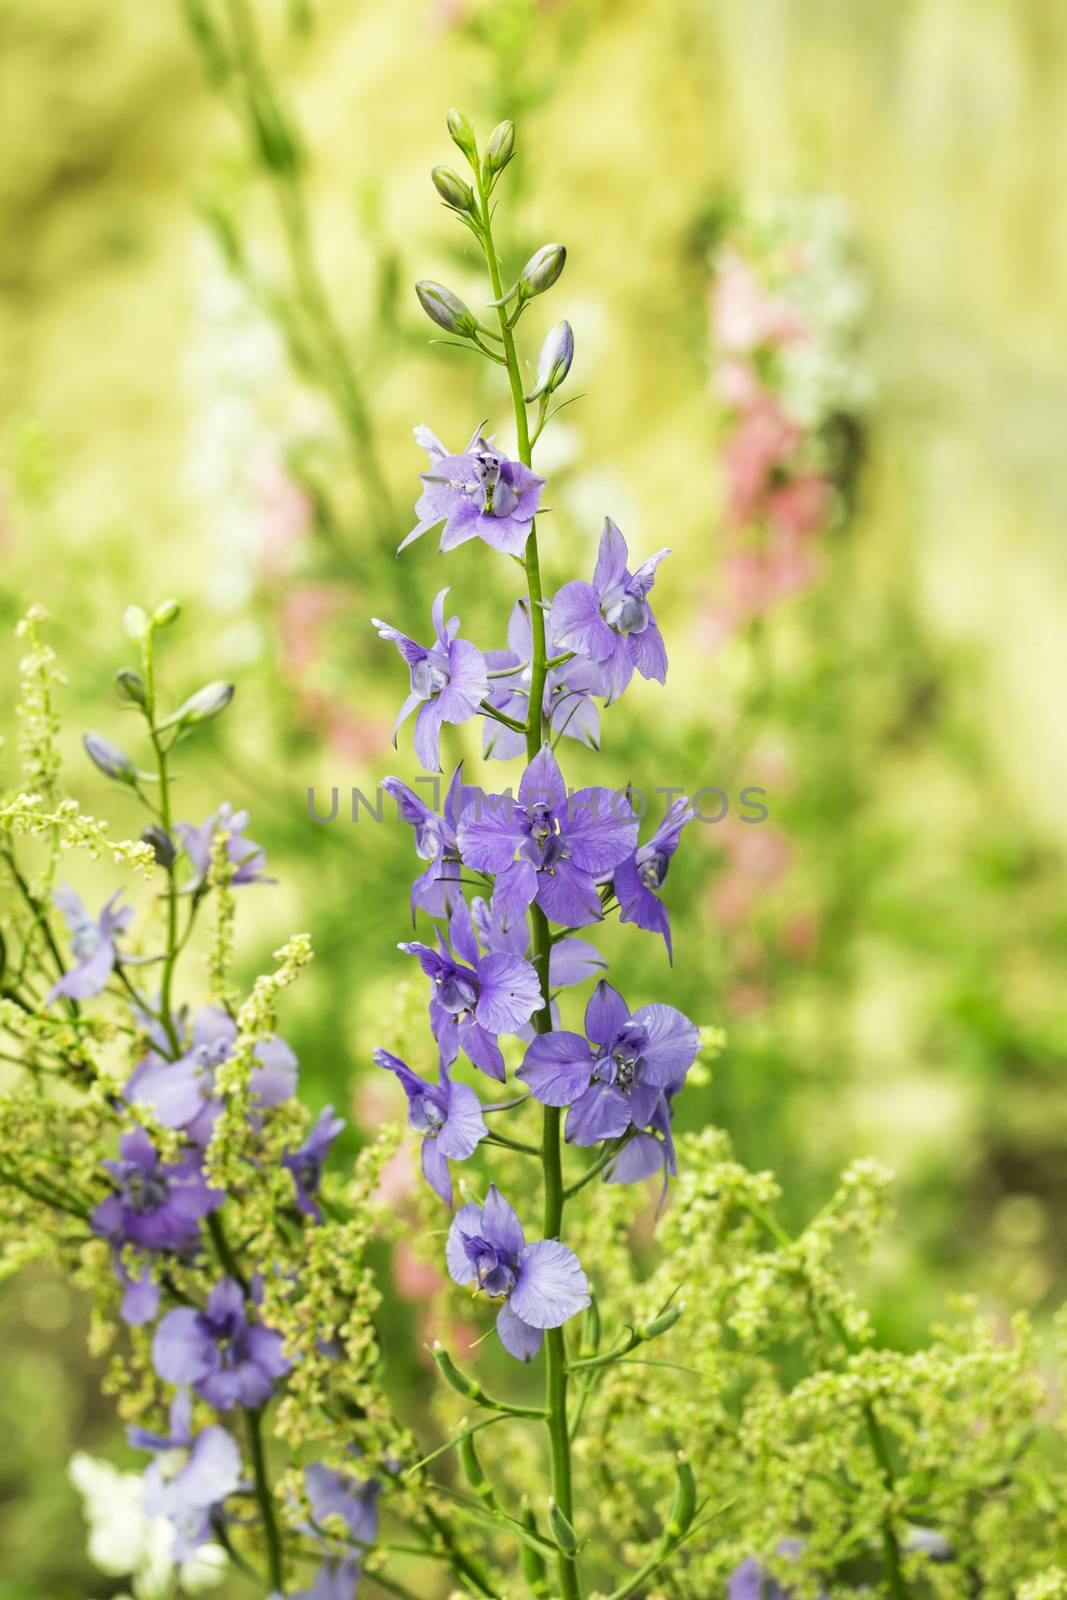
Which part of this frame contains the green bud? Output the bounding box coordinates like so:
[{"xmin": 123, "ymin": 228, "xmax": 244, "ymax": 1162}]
[
  {"xmin": 485, "ymin": 120, "xmax": 515, "ymax": 178},
  {"xmin": 430, "ymin": 1342, "xmax": 480, "ymax": 1400},
  {"xmin": 415, "ymin": 280, "xmax": 478, "ymax": 338},
  {"xmin": 519, "ymin": 242, "xmax": 566, "ymax": 298},
  {"xmin": 141, "ymin": 824, "xmax": 176, "ymax": 870},
  {"xmin": 83, "ymin": 732, "xmax": 139, "ymax": 786},
  {"xmin": 157, "ymin": 681, "xmax": 235, "ymax": 732},
  {"xmin": 639, "ymin": 1302, "xmax": 684, "ymax": 1342},
  {"xmin": 458, "ymin": 1432, "xmax": 495, "ymax": 1505},
  {"xmin": 153, "ymin": 598, "xmax": 181, "ymax": 627},
  {"xmin": 664, "ymin": 1453, "xmax": 697, "ymax": 1542},
  {"xmin": 548, "ymin": 1498, "xmax": 578, "ymax": 1554},
  {"xmin": 520, "ymin": 1500, "xmax": 550, "ymax": 1596},
  {"xmin": 446, "ymin": 107, "xmax": 478, "ymax": 166},
  {"xmin": 123, "ymin": 606, "xmax": 149, "ymax": 642},
  {"xmin": 115, "ymin": 669, "xmax": 147, "ymax": 708},
  {"xmin": 578, "ymin": 1296, "xmax": 601, "ymax": 1360},
  {"xmin": 432, "ymin": 164, "xmax": 475, "ymax": 214}
]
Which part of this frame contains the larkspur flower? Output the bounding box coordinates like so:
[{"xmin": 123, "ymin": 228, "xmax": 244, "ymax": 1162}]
[
  {"xmin": 456, "ymin": 744, "xmax": 638, "ymax": 931},
  {"xmin": 470, "ymin": 894, "xmax": 607, "ymax": 989},
  {"xmin": 518, "ymin": 980, "xmax": 699, "ymax": 1184},
  {"xmin": 124, "ymin": 1005, "xmax": 297, "ymax": 1145},
  {"xmin": 283, "ymin": 1105, "xmax": 345, "ymax": 1220},
  {"xmin": 128, "ymin": 1390, "xmax": 241, "ymax": 1562},
  {"xmin": 402, "ymin": 423, "xmax": 544, "ymax": 557},
  {"xmin": 373, "ymin": 589, "xmax": 488, "ymax": 771},
  {"xmin": 445, "ymin": 1184, "xmax": 590, "ymax": 1360},
  {"xmin": 176, "ymin": 802, "xmax": 271, "ymax": 890},
  {"xmin": 383, "ymin": 764, "xmax": 472, "ymax": 920},
  {"xmin": 114, "ymin": 1251, "xmax": 161, "ymax": 1326},
  {"xmin": 93, "ymin": 1128, "xmax": 223, "ymax": 1252},
  {"xmin": 482, "ymin": 598, "xmax": 604, "ymax": 759},
  {"xmin": 375, "ymin": 1049, "xmax": 486, "ymax": 1205},
  {"xmin": 399, "ymin": 897, "xmax": 541, "ymax": 1080},
  {"xmin": 294, "ymin": 1463, "xmax": 380, "ymax": 1600},
  {"xmin": 609, "ymin": 796, "xmax": 695, "ymax": 961},
  {"xmin": 47, "ymin": 884, "xmax": 132, "ymax": 1003},
  {"xmin": 153, "ymin": 1276, "xmax": 290, "ymax": 1411},
  {"xmin": 727, "ymin": 1542, "xmax": 827, "ymax": 1600},
  {"xmin": 549, "ymin": 517, "xmax": 670, "ymax": 701}
]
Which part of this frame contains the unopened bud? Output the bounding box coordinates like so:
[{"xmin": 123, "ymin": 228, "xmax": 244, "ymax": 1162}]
[
  {"xmin": 431, "ymin": 165, "xmax": 475, "ymax": 214},
  {"xmin": 430, "ymin": 1342, "xmax": 480, "ymax": 1400},
  {"xmin": 519, "ymin": 242, "xmax": 566, "ymax": 299},
  {"xmin": 446, "ymin": 107, "xmax": 478, "ymax": 166},
  {"xmin": 525, "ymin": 320, "xmax": 574, "ymax": 401},
  {"xmin": 123, "ymin": 606, "xmax": 149, "ymax": 642},
  {"xmin": 158, "ymin": 681, "xmax": 235, "ymax": 732},
  {"xmin": 83, "ymin": 732, "xmax": 138, "ymax": 785},
  {"xmin": 520, "ymin": 1499, "xmax": 549, "ymax": 1593},
  {"xmin": 485, "ymin": 120, "xmax": 515, "ymax": 178},
  {"xmin": 548, "ymin": 1498, "xmax": 578, "ymax": 1554},
  {"xmin": 153, "ymin": 598, "xmax": 181, "ymax": 627},
  {"xmin": 115, "ymin": 669, "xmax": 147, "ymax": 707},
  {"xmin": 664, "ymin": 1454, "xmax": 697, "ymax": 1542},
  {"xmin": 141, "ymin": 824, "xmax": 176, "ymax": 870},
  {"xmin": 415, "ymin": 280, "xmax": 478, "ymax": 338},
  {"xmin": 639, "ymin": 1302, "xmax": 684, "ymax": 1342},
  {"xmin": 458, "ymin": 1433, "xmax": 494, "ymax": 1505},
  {"xmin": 578, "ymin": 1296, "xmax": 601, "ymax": 1360}
]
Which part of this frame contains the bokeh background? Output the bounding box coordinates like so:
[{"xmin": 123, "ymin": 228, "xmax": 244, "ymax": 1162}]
[{"xmin": 1, "ymin": 0, "xmax": 1066, "ymax": 1593}]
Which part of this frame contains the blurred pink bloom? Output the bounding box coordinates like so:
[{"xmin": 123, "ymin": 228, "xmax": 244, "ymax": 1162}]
[
  {"xmin": 712, "ymin": 248, "xmax": 806, "ymax": 354},
  {"xmin": 394, "ymin": 1238, "xmax": 444, "ymax": 1301},
  {"xmin": 280, "ymin": 584, "xmax": 347, "ymax": 677},
  {"xmin": 710, "ymin": 822, "xmax": 792, "ymax": 928},
  {"xmin": 767, "ymin": 472, "xmax": 830, "ymax": 539},
  {"xmin": 355, "ymin": 1078, "xmax": 396, "ymax": 1126},
  {"xmin": 252, "ymin": 450, "xmax": 313, "ymax": 581},
  {"xmin": 782, "ymin": 908, "xmax": 821, "ymax": 962},
  {"xmin": 722, "ymin": 397, "xmax": 801, "ymax": 527},
  {"xmin": 325, "ymin": 707, "xmax": 391, "ymax": 766},
  {"xmin": 714, "ymin": 356, "xmax": 762, "ymax": 409},
  {"xmin": 378, "ymin": 1141, "xmax": 418, "ymax": 1205}
]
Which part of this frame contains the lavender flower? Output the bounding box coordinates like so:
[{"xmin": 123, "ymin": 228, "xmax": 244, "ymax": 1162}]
[
  {"xmin": 518, "ymin": 980, "xmax": 698, "ymax": 1176},
  {"xmin": 445, "ymin": 1184, "xmax": 590, "ymax": 1360},
  {"xmin": 47, "ymin": 884, "xmax": 132, "ymax": 1004},
  {"xmin": 373, "ymin": 589, "xmax": 488, "ymax": 771},
  {"xmin": 125, "ymin": 1005, "xmax": 297, "ymax": 1145},
  {"xmin": 153, "ymin": 1276, "xmax": 290, "ymax": 1410},
  {"xmin": 93, "ymin": 1128, "xmax": 223, "ymax": 1252},
  {"xmin": 550, "ymin": 517, "xmax": 670, "ymax": 700},
  {"xmin": 383, "ymin": 764, "xmax": 472, "ymax": 920},
  {"xmin": 114, "ymin": 1251, "xmax": 161, "ymax": 1326},
  {"xmin": 609, "ymin": 796, "xmax": 695, "ymax": 961},
  {"xmin": 176, "ymin": 802, "xmax": 271, "ymax": 889},
  {"xmin": 470, "ymin": 893, "xmax": 607, "ymax": 990},
  {"xmin": 399, "ymin": 897, "xmax": 542, "ymax": 1080},
  {"xmin": 482, "ymin": 599, "xmax": 603, "ymax": 760},
  {"xmin": 128, "ymin": 1390, "xmax": 241, "ymax": 1561},
  {"xmin": 728, "ymin": 1543, "xmax": 827, "ymax": 1599},
  {"xmin": 294, "ymin": 1462, "xmax": 381, "ymax": 1600},
  {"xmin": 283, "ymin": 1105, "xmax": 345, "ymax": 1220},
  {"xmin": 375, "ymin": 1048, "xmax": 486, "ymax": 1204},
  {"xmin": 457, "ymin": 745, "xmax": 638, "ymax": 930},
  {"xmin": 402, "ymin": 424, "xmax": 544, "ymax": 557}
]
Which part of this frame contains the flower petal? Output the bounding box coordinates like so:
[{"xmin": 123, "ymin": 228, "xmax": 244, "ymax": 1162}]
[
  {"xmin": 584, "ymin": 980, "xmax": 630, "ymax": 1046},
  {"xmin": 630, "ymin": 1003, "xmax": 700, "ymax": 1087},
  {"xmin": 445, "ymin": 1203, "xmax": 484, "ymax": 1287},
  {"xmin": 565, "ymin": 1082, "xmax": 632, "ymax": 1146},
  {"xmin": 518, "ymin": 1032, "xmax": 594, "ymax": 1106},
  {"xmin": 511, "ymin": 1240, "xmax": 590, "ymax": 1329},
  {"xmin": 496, "ymin": 1302, "xmax": 543, "ymax": 1361}
]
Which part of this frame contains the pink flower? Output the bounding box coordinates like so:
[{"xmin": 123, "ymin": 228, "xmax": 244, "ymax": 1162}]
[
  {"xmin": 767, "ymin": 472, "xmax": 830, "ymax": 539},
  {"xmin": 722, "ymin": 398, "xmax": 801, "ymax": 527},
  {"xmin": 280, "ymin": 584, "xmax": 347, "ymax": 677},
  {"xmin": 712, "ymin": 249, "xmax": 806, "ymax": 355},
  {"xmin": 393, "ymin": 1239, "xmax": 444, "ymax": 1301},
  {"xmin": 252, "ymin": 450, "xmax": 313, "ymax": 581}
]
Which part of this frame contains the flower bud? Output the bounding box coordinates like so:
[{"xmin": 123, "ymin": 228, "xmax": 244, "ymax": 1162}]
[
  {"xmin": 157, "ymin": 681, "xmax": 235, "ymax": 732},
  {"xmin": 83, "ymin": 732, "xmax": 138, "ymax": 786},
  {"xmin": 446, "ymin": 107, "xmax": 478, "ymax": 166},
  {"xmin": 485, "ymin": 120, "xmax": 515, "ymax": 178},
  {"xmin": 458, "ymin": 1432, "xmax": 494, "ymax": 1505},
  {"xmin": 123, "ymin": 606, "xmax": 149, "ymax": 642},
  {"xmin": 664, "ymin": 1453, "xmax": 697, "ymax": 1542},
  {"xmin": 548, "ymin": 1498, "xmax": 578, "ymax": 1554},
  {"xmin": 415, "ymin": 281, "xmax": 478, "ymax": 338},
  {"xmin": 431, "ymin": 1342, "xmax": 480, "ymax": 1400},
  {"xmin": 525, "ymin": 320, "xmax": 574, "ymax": 401},
  {"xmin": 153, "ymin": 598, "xmax": 181, "ymax": 627},
  {"xmin": 519, "ymin": 243, "xmax": 566, "ymax": 299},
  {"xmin": 519, "ymin": 1499, "xmax": 548, "ymax": 1593},
  {"xmin": 578, "ymin": 1296, "xmax": 601, "ymax": 1360},
  {"xmin": 115, "ymin": 669, "xmax": 147, "ymax": 707},
  {"xmin": 638, "ymin": 1302, "xmax": 684, "ymax": 1342},
  {"xmin": 431, "ymin": 165, "xmax": 475, "ymax": 214},
  {"xmin": 141, "ymin": 824, "xmax": 176, "ymax": 870}
]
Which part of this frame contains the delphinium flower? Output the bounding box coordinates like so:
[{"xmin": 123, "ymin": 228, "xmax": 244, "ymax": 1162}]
[
  {"xmin": 549, "ymin": 517, "xmax": 670, "ymax": 700},
  {"xmin": 153, "ymin": 1276, "xmax": 290, "ymax": 1410},
  {"xmin": 47, "ymin": 884, "xmax": 133, "ymax": 1003},
  {"xmin": 482, "ymin": 597, "xmax": 604, "ymax": 759},
  {"xmin": 125, "ymin": 1005, "xmax": 298, "ymax": 1144},
  {"xmin": 456, "ymin": 744, "xmax": 638, "ymax": 930},
  {"xmin": 177, "ymin": 802, "xmax": 271, "ymax": 890},
  {"xmin": 374, "ymin": 1048, "xmax": 486, "ymax": 1204},
  {"xmin": 470, "ymin": 894, "xmax": 607, "ymax": 990},
  {"xmin": 373, "ymin": 589, "xmax": 488, "ymax": 770},
  {"xmin": 294, "ymin": 1462, "xmax": 380, "ymax": 1600},
  {"xmin": 727, "ymin": 1541, "xmax": 828, "ymax": 1599},
  {"xmin": 402, "ymin": 423, "xmax": 544, "ymax": 556},
  {"xmin": 93, "ymin": 1128, "xmax": 223, "ymax": 1252},
  {"xmin": 445, "ymin": 1185, "xmax": 590, "ymax": 1360},
  {"xmin": 283, "ymin": 1105, "xmax": 345, "ymax": 1220},
  {"xmin": 518, "ymin": 980, "xmax": 699, "ymax": 1179},
  {"xmin": 608, "ymin": 796, "xmax": 695, "ymax": 961},
  {"xmin": 383, "ymin": 765, "xmax": 472, "ymax": 919},
  {"xmin": 399, "ymin": 897, "xmax": 542, "ymax": 1080},
  {"xmin": 128, "ymin": 1390, "xmax": 242, "ymax": 1562},
  {"xmin": 68, "ymin": 1449, "xmax": 228, "ymax": 1596}
]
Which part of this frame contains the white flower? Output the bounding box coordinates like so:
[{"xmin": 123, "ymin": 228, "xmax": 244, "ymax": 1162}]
[{"xmin": 68, "ymin": 1453, "xmax": 227, "ymax": 1599}]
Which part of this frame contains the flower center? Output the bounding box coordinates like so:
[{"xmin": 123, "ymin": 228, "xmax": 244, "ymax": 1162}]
[
  {"xmin": 638, "ymin": 849, "xmax": 669, "ymax": 890},
  {"xmin": 410, "ymin": 1093, "xmax": 446, "ymax": 1136},
  {"xmin": 472, "ymin": 450, "xmax": 519, "ymax": 518},
  {"xmin": 466, "ymin": 1237, "xmax": 518, "ymax": 1298},
  {"xmin": 437, "ymin": 967, "xmax": 479, "ymax": 1016},
  {"xmin": 412, "ymin": 656, "xmax": 451, "ymax": 700},
  {"xmin": 594, "ymin": 1022, "xmax": 649, "ymax": 1092},
  {"xmin": 601, "ymin": 586, "xmax": 649, "ymax": 636},
  {"xmin": 118, "ymin": 1163, "xmax": 170, "ymax": 1215}
]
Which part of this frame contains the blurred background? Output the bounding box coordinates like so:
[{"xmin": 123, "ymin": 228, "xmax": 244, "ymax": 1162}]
[{"xmin": 1, "ymin": 0, "xmax": 1066, "ymax": 1593}]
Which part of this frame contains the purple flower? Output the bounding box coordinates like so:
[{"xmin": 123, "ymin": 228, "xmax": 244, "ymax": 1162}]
[
  {"xmin": 399, "ymin": 897, "xmax": 542, "ymax": 1081},
  {"xmin": 482, "ymin": 599, "xmax": 604, "ymax": 760},
  {"xmin": 402, "ymin": 423, "xmax": 544, "ymax": 558},
  {"xmin": 294, "ymin": 1463, "xmax": 380, "ymax": 1600},
  {"xmin": 114, "ymin": 1252, "xmax": 161, "ymax": 1326},
  {"xmin": 47, "ymin": 884, "xmax": 132, "ymax": 1004},
  {"xmin": 153, "ymin": 1276, "xmax": 290, "ymax": 1410},
  {"xmin": 609, "ymin": 797, "xmax": 695, "ymax": 961},
  {"xmin": 93, "ymin": 1128, "xmax": 223, "ymax": 1252},
  {"xmin": 445, "ymin": 1184, "xmax": 590, "ymax": 1360},
  {"xmin": 518, "ymin": 980, "xmax": 699, "ymax": 1180},
  {"xmin": 129, "ymin": 1390, "xmax": 242, "ymax": 1561},
  {"xmin": 125, "ymin": 1005, "xmax": 298, "ymax": 1145},
  {"xmin": 374, "ymin": 589, "xmax": 488, "ymax": 772},
  {"xmin": 728, "ymin": 1543, "xmax": 826, "ymax": 1599},
  {"xmin": 550, "ymin": 517, "xmax": 670, "ymax": 700},
  {"xmin": 457, "ymin": 745, "xmax": 638, "ymax": 930},
  {"xmin": 375, "ymin": 1049, "xmax": 486, "ymax": 1205},
  {"xmin": 383, "ymin": 764, "xmax": 472, "ymax": 920},
  {"xmin": 175, "ymin": 803, "xmax": 271, "ymax": 890},
  {"xmin": 470, "ymin": 894, "xmax": 607, "ymax": 990},
  {"xmin": 283, "ymin": 1105, "xmax": 345, "ymax": 1220}
]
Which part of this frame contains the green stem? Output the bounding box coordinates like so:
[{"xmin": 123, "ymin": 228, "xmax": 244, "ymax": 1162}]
[
  {"xmin": 143, "ymin": 631, "xmax": 181, "ymax": 1057},
  {"xmin": 477, "ymin": 166, "xmax": 580, "ymax": 1600},
  {"xmin": 244, "ymin": 1406, "xmax": 285, "ymax": 1593}
]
